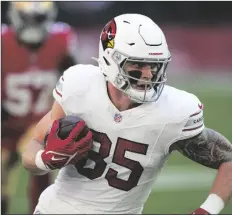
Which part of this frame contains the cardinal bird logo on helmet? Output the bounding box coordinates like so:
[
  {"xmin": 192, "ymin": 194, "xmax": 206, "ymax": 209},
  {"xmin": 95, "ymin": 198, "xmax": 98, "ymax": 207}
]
[{"xmin": 101, "ymin": 19, "xmax": 117, "ymax": 50}]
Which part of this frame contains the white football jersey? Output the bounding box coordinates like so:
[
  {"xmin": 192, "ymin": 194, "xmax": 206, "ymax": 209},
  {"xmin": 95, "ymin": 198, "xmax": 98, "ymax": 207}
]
[{"xmin": 39, "ymin": 64, "xmax": 204, "ymax": 214}]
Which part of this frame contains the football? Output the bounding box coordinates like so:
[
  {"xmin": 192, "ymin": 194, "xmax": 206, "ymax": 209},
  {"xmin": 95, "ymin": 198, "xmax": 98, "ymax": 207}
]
[{"xmin": 45, "ymin": 115, "xmax": 90, "ymax": 143}]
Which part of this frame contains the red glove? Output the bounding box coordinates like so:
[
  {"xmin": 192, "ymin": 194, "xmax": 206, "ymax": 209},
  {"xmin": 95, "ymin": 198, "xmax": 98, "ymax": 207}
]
[
  {"xmin": 190, "ymin": 208, "xmax": 211, "ymax": 215},
  {"xmin": 41, "ymin": 119, "xmax": 93, "ymax": 170}
]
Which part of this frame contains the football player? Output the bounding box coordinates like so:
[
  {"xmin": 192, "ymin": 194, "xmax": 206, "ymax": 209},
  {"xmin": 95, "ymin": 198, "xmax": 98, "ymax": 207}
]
[
  {"xmin": 22, "ymin": 14, "xmax": 232, "ymax": 214},
  {"xmin": 2, "ymin": 2, "xmax": 79, "ymax": 214}
]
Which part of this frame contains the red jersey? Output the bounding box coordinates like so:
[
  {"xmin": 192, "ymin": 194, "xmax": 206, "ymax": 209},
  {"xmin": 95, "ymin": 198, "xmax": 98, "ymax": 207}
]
[{"xmin": 2, "ymin": 22, "xmax": 79, "ymax": 150}]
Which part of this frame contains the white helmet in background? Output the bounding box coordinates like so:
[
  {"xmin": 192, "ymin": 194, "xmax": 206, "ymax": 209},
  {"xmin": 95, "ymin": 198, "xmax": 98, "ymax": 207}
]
[
  {"xmin": 8, "ymin": 1, "xmax": 57, "ymax": 44},
  {"xmin": 97, "ymin": 13, "xmax": 171, "ymax": 103}
]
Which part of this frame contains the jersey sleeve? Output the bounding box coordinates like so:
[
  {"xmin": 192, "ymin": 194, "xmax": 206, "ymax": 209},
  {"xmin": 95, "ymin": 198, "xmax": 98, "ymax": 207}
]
[
  {"xmin": 179, "ymin": 94, "xmax": 205, "ymax": 140},
  {"xmin": 52, "ymin": 65, "xmax": 80, "ymax": 109},
  {"xmin": 53, "ymin": 75, "xmax": 64, "ymax": 104},
  {"xmin": 52, "ymin": 64, "xmax": 98, "ymax": 114},
  {"xmin": 52, "ymin": 66, "xmax": 76, "ymax": 113},
  {"xmin": 164, "ymin": 92, "xmax": 205, "ymax": 155}
]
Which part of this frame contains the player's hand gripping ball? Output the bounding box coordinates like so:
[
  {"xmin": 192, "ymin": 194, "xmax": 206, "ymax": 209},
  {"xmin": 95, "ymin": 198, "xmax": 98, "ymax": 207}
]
[{"xmin": 42, "ymin": 116, "xmax": 93, "ymax": 170}]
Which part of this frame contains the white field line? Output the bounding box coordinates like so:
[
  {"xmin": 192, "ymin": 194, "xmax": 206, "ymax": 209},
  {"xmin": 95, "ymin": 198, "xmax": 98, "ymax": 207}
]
[
  {"xmin": 152, "ymin": 165, "xmax": 217, "ymax": 192},
  {"xmin": 10, "ymin": 164, "xmax": 217, "ymax": 199}
]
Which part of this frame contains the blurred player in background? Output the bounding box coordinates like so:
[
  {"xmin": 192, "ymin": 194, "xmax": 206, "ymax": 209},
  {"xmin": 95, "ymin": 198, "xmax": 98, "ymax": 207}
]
[{"xmin": 1, "ymin": 2, "xmax": 79, "ymax": 214}]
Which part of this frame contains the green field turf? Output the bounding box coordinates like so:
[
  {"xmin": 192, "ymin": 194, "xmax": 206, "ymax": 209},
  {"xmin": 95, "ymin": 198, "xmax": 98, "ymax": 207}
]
[{"xmin": 6, "ymin": 85, "xmax": 232, "ymax": 214}]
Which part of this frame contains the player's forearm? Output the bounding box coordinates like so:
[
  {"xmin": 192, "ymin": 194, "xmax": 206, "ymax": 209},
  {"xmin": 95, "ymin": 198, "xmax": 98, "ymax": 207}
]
[
  {"xmin": 22, "ymin": 139, "xmax": 49, "ymax": 175},
  {"xmin": 170, "ymin": 128, "xmax": 232, "ymax": 213},
  {"xmin": 210, "ymin": 162, "xmax": 232, "ymax": 204},
  {"xmin": 196, "ymin": 162, "xmax": 232, "ymax": 214}
]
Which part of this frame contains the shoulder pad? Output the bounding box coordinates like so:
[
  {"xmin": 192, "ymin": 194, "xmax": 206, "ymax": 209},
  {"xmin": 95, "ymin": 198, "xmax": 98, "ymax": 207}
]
[
  {"xmin": 50, "ymin": 22, "xmax": 71, "ymax": 34},
  {"xmin": 1, "ymin": 24, "xmax": 9, "ymax": 36}
]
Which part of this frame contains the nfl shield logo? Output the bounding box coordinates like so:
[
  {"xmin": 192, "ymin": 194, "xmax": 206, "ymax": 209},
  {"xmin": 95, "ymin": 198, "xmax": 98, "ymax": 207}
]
[{"xmin": 114, "ymin": 113, "xmax": 122, "ymax": 123}]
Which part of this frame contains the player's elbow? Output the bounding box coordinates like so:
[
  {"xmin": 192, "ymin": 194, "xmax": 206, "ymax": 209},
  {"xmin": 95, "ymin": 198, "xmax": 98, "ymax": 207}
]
[
  {"xmin": 22, "ymin": 152, "xmax": 48, "ymax": 175},
  {"xmin": 22, "ymin": 140, "xmax": 47, "ymax": 175},
  {"xmin": 21, "ymin": 150, "xmax": 36, "ymax": 173},
  {"xmin": 216, "ymin": 162, "xmax": 232, "ymax": 186},
  {"xmin": 22, "ymin": 150, "xmax": 33, "ymax": 170},
  {"xmin": 219, "ymin": 162, "xmax": 232, "ymax": 174}
]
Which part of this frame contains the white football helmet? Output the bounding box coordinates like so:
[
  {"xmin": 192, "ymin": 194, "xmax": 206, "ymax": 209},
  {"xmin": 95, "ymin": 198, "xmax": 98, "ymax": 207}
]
[
  {"xmin": 97, "ymin": 13, "xmax": 171, "ymax": 103},
  {"xmin": 8, "ymin": 2, "xmax": 57, "ymax": 44}
]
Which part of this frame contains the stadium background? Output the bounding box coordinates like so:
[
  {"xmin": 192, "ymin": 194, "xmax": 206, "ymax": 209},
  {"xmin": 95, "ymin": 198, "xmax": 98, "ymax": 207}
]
[{"xmin": 1, "ymin": 1, "xmax": 232, "ymax": 213}]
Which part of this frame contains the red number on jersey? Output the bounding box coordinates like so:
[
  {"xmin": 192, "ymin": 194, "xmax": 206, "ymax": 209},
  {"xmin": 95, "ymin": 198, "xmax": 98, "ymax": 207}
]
[{"xmin": 75, "ymin": 129, "xmax": 148, "ymax": 191}]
